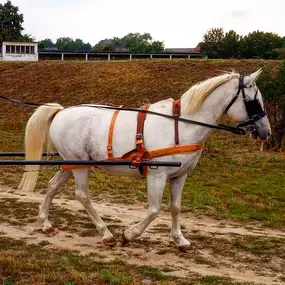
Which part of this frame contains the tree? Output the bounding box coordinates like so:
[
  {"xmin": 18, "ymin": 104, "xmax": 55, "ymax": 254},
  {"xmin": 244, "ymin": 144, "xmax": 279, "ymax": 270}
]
[
  {"xmin": 0, "ymin": 0, "xmax": 24, "ymax": 41},
  {"xmin": 219, "ymin": 30, "xmax": 241, "ymax": 58},
  {"xmin": 38, "ymin": 38, "xmax": 56, "ymax": 49},
  {"xmin": 259, "ymin": 61, "xmax": 285, "ymax": 150},
  {"xmin": 55, "ymin": 37, "xmax": 91, "ymax": 51},
  {"xmin": 200, "ymin": 27, "xmax": 224, "ymax": 58},
  {"xmin": 93, "ymin": 33, "xmax": 164, "ymax": 52},
  {"xmin": 21, "ymin": 33, "xmax": 35, "ymax": 42},
  {"xmin": 239, "ymin": 31, "xmax": 283, "ymax": 59}
]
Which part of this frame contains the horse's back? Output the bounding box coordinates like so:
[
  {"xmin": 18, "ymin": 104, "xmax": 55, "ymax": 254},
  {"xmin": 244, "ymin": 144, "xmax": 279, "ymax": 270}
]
[{"xmin": 49, "ymin": 106, "xmax": 138, "ymax": 160}]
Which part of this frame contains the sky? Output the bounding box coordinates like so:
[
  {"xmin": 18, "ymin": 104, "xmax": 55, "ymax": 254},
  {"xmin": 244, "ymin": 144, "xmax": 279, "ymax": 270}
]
[{"xmin": 1, "ymin": 0, "xmax": 284, "ymax": 48}]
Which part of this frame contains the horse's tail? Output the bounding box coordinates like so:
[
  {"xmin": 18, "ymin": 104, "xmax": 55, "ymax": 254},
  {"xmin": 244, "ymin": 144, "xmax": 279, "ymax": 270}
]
[{"xmin": 18, "ymin": 103, "xmax": 64, "ymax": 192}]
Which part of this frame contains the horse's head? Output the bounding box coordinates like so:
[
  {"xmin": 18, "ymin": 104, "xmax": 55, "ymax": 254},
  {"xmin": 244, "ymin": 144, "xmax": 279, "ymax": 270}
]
[{"xmin": 225, "ymin": 69, "xmax": 271, "ymax": 141}]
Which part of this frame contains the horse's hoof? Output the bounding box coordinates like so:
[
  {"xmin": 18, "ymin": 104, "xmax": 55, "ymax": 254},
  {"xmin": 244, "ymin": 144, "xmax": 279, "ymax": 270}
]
[
  {"xmin": 42, "ymin": 227, "xmax": 58, "ymax": 237},
  {"xmin": 121, "ymin": 231, "xmax": 130, "ymax": 246},
  {"xmin": 103, "ymin": 237, "xmax": 116, "ymax": 247},
  {"xmin": 179, "ymin": 244, "xmax": 193, "ymax": 253}
]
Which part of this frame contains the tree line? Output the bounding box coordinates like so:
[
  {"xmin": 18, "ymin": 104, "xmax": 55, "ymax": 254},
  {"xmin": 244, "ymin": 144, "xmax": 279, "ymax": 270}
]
[
  {"xmin": 37, "ymin": 33, "xmax": 164, "ymax": 53},
  {"xmin": 200, "ymin": 28, "xmax": 285, "ymax": 59}
]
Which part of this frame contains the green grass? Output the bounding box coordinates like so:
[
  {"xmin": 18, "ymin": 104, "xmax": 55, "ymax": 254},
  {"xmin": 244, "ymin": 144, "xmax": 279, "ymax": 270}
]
[
  {"xmin": 1, "ymin": 235, "xmax": 271, "ymax": 285},
  {"xmin": 0, "ymin": 237, "xmax": 176, "ymax": 285}
]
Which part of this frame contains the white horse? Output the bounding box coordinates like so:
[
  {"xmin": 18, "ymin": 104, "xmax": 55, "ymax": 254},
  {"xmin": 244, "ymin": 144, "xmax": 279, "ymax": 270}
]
[{"xmin": 18, "ymin": 69, "xmax": 271, "ymax": 252}]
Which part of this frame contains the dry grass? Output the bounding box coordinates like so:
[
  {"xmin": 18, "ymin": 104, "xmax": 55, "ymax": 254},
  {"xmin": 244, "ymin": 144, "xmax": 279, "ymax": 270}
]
[{"xmin": 0, "ymin": 59, "xmax": 280, "ymax": 127}]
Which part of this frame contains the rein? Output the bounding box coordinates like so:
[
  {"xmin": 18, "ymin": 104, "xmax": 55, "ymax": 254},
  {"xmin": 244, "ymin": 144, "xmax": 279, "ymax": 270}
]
[
  {"xmin": 0, "ymin": 94, "xmax": 247, "ymax": 135},
  {"xmin": 78, "ymin": 104, "xmax": 247, "ymax": 135}
]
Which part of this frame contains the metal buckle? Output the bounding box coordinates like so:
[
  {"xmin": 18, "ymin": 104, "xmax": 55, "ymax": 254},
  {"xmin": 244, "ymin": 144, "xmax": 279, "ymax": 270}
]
[
  {"xmin": 129, "ymin": 165, "xmax": 138, "ymax": 169},
  {"xmin": 149, "ymin": 165, "xmax": 158, "ymax": 170}
]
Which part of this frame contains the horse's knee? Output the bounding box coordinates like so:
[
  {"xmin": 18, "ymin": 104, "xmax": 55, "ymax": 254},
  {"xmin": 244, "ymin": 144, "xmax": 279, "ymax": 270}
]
[
  {"xmin": 47, "ymin": 180, "xmax": 60, "ymax": 196},
  {"xmin": 75, "ymin": 190, "xmax": 89, "ymax": 204},
  {"xmin": 149, "ymin": 208, "xmax": 160, "ymax": 220},
  {"xmin": 170, "ymin": 203, "xmax": 180, "ymax": 215}
]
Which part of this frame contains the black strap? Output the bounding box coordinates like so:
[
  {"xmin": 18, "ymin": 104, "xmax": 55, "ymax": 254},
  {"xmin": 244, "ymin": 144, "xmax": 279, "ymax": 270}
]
[
  {"xmin": 0, "ymin": 95, "xmax": 247, "ymax": 135},
  {"xmin": 0, "ymin": 95, "xmax": 50, "ymax": 108}
]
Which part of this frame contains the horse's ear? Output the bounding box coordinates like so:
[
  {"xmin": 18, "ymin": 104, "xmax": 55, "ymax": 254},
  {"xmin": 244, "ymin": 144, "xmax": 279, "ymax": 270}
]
[{"xmin": 248, "ymin": 68, "xmax": 263, "ymax": 84}]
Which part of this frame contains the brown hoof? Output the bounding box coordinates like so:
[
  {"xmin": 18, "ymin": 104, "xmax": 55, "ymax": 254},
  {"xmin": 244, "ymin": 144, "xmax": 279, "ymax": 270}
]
[
  {"xmin": 179, "ymin": 244, "xmax": 193, "ymax": 253},
  {"xmin": 42, "ymin": 227, "xmax": 59, "ymax": 237},
  {"xmin": 103, "ymin": 237, "xmax": 116, "ymax": 247},
  {"xmin": 121, "ymin": 232, "xmax": 130, "ymax": 246}
]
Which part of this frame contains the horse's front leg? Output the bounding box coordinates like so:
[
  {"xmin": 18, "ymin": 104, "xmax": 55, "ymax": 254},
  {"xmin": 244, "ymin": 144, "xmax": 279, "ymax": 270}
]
[
  {"xmin": 169, "ymin": 174, "xmax": 192, "ymax": 252},
  {"xmin": 122, "ymin": 173, "xmax": 167, "ymax": 243}
]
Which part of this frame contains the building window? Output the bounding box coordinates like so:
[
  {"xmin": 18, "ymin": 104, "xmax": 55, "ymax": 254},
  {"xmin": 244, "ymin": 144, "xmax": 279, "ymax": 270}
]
[{"xmin": 5, "ymin": 44, "xmax": 36, "ymax": 54}]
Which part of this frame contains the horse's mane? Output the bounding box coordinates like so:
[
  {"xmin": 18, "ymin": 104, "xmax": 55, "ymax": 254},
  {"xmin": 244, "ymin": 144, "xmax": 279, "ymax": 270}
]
[{"xmin": 181, "ymin": 71, "xmax": 239, "ymax": 113}]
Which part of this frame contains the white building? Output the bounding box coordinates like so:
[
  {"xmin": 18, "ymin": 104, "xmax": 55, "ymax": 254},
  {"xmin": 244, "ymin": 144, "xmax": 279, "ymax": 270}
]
[{"xmin": 0, "ymin": 41, "xmax": 38, "ymax": 61}]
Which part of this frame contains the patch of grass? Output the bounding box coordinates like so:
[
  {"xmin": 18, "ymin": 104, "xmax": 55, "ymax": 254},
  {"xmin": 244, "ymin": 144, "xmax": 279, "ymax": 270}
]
[
  {"xmin": 138, "ymin": 265, "xmax": 172, "ymax": 281},
  {"xmin": 196, "ymin": 276, "xmax": 242, "ymax": 285},
  {"xmin": 184, "ymin": 232, "xmax": 285, "ymax": 273},
  {"xmin": 0, "ymin": 236, "xmax": 180, "ymax": 285},
  {"xmin": 99, "ymin": 269, "xmax": 134, "ymax": 285}
]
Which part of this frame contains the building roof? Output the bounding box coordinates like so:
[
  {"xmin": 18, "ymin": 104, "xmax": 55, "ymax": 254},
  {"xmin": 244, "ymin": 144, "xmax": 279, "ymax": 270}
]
[
  {"xmin": 1, "ymin": 41, "xmax": 38, "ymax": 45},
  {"xmin": 165, "ymin": 48, "xmax": 194, "ymax": 53}
]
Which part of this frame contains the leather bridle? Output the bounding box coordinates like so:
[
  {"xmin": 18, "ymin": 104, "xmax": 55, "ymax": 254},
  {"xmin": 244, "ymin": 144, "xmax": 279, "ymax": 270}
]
[{"xmin": 225, "ymin": 75, "xmax": 267, "ymax": 130}]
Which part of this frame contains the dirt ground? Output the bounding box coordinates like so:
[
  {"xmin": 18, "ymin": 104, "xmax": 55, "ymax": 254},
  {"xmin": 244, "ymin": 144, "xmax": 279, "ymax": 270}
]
[{"xmin": 0, "ymin": 185, "xmax": 284, "ymax": 285}]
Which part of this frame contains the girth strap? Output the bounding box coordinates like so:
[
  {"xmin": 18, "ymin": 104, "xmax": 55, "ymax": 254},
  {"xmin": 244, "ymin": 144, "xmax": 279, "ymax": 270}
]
[
  {"xmin": 172, "ymin": 99, "xmax": 181, "ymax": 145},
  {"xmin": 107, "ymin": 105, "xmax": 124, "ymax": 159},
  {"xmin": 136, "ymin": 104, "xmax": 149, "ymax": 156}
]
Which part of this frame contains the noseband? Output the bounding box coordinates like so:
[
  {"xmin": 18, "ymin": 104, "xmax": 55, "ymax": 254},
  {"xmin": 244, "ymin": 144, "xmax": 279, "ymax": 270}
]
[{"xmin": 225, "ymin": 76, "xmax": 267, "ymax": 129}]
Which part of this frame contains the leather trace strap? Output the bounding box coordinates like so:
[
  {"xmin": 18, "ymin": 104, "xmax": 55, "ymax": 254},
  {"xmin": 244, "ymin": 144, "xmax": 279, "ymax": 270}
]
[
  {"xmin": 107, "ymin": 105, "xmax": 124, "ymax": 159},
  {"xmin": 146, "ymin": 143, "xmax": 204, "ymax": 159},
  {"xmin": 172, "ymin": 99, "xmax": 181, "ymax": 145}
]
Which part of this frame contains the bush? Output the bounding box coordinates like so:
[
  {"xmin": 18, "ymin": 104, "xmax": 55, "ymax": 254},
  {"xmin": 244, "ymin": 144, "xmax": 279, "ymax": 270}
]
[{"xmin": 259, "ymin": 60, "xmax": 285, "ymax": 150}]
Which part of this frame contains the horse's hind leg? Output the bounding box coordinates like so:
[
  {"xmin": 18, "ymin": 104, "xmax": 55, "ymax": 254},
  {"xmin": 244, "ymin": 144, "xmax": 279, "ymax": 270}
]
[
  {"xmin": 38, "ymin": 170, "xmax": 72, "ymax": 235},
  {"xmin": 72, "ymin": 169, "xmax": 115, "ymax": 246}
]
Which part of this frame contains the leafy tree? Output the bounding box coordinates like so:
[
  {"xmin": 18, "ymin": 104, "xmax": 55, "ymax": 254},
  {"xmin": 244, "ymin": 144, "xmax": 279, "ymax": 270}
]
[
  {"xmin": 55, "ymin": 37, "xmax": 91, "ymax": 51},
  {"xmin": 258, "ymin": 61, "xmax": 285, "ymax": 150},
  {"xmin": 219, "ymin": 30, "xmax": 241, "ymax": 58},
  {"xmin": 21, "ymin": 33, "xmax": 35, "ymax": 42},
  {"xmin": 93, "ymin": 33, "xmax": 164, "ymax": 52},
  {"xmin": 239, "ymin": 31, "xmax": 283, "ymax": 59},
  {"xmin": 200, "ymin": 27, "xmax": 224, "ymax": 58},
  {"xmin": 122, "ymin": 32, "xmax": 164, "ymax": 52},
  {"xmin": 0, "ymin": 0, "xmax": 24, "ymax": 41},
  {"xmin": 276, "ymin": 48, "xmax": 285, "ymax": 59},
  {"xmin": 38, "ymin": 38, "xmax": 56, "ymax": 49},
  {"xmin": 56, "ymin": 37, "xmax": 74, "ymax": 50}
]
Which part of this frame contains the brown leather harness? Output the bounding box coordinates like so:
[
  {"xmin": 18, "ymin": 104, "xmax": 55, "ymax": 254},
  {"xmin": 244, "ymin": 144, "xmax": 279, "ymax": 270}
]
[{"xmin": 61, "ymin": 99, "xmax": 204, "ymax": 176}]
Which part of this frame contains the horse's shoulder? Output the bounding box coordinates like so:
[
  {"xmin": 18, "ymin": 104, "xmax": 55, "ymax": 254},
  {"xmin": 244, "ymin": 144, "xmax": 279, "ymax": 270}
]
[{"xmin": 151, "ymin": 98, "xmax": 173, "ymax": 109}]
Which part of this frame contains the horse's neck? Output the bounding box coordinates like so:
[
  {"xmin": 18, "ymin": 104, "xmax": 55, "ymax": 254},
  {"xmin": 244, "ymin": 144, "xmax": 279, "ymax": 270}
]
[{"xmin": 179, "ymin": 80, "xmax": 235, "ymax": 143}]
